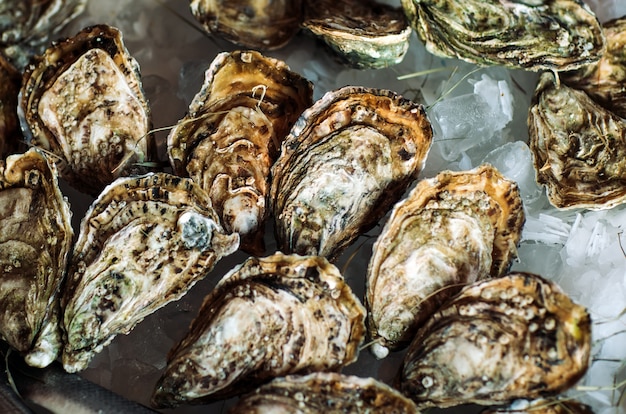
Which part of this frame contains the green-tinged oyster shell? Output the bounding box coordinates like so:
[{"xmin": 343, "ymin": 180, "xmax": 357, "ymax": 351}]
[
  {"xmin": 366, "ymin": 164, "xmax": 524, "ymax": 355},
  {"xmin": 302, "ymin": 0, "xmax": 412, "ymax": 69},
  {"xmin": 563, "ymin": 16, "xmax": 626, "ymax": 118},
  {"xmin": 61, "ymin": 172, "xmax": 239, "ymax": 373},
  {"xmin": 398, "ymin": 272, "xmax": 591, "ymax": 409},
  {"xmin": 402, "ymin": 0, "xmax": 605, "ymax": 71},
  {"xmin": 151, "ymin": 253, "xmax": 366, "ymax": 408},
  {"xmin": 229, "ymin": 372, "xmax": 420, "ymax": 413},
  {"xmin": 0, "ymin": 148, "xmax": 73, "ymax": 368},
  {"xmin": 528, "ymin": 71, "xmax": 626, "ymax": 210},
  {"xmin": 19, "ymin": 24, "xmax": 156, "ymax": 196},
  {"xmin": 271, "ymin": 86, "xmax": 433, "ymax": 261},
  {"xmin": 168, "ymin": 50, "xmax": 313, "ymax": 255}
]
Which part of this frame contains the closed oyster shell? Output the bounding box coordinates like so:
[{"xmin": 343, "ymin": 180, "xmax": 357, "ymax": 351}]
[
  {"xmin": 398, "ymin": 272, "xmax": 591, "ymax": 409},
  {"xmin": 151, "ymin": 253, "xmax": 366, "ymax": 407},
  {"xmin": 189, "ymin": 0, "xmax": 303, "ymax": 50},
  {"xmin": 19, "ymin": 24, "xmax": 156, "ymax": 196},
  {"xmin": 0, "ymin": 148, "xmax": 73, "ymax": 368},
  {"xmin": 61, "ymin": 172, "xmax": 239, "ymax": 373},
  {"xmin": 562, "ymin": 16, "xmax": 626, "ymax": 118},
  {"xmin": 402, "ymin": 0, "xmax": 605, "ymax": 71},
  {"xmin": 229, "ymin": 372, "xmax": 420, "ymax": 413},
  {"xmin": 271, "ymin": 86, "xmax": 433, "ymax": 261},
  {"xmin": 528, "ymin": 71, "xmax": 626, "ymax": 210},
  {"xmin": 0, "ymin": 0, "xmax": 87, "ymax": 70},
  {"xmin": 366, "ymin": 164, "xmax": 524, "ymax": 354},
  {"xmin": 0, "ymin": 54, "xmax": 22, "ymax": 159},
  {"xmin": 168, "ymin": 50, "xmax": 313, "ymax": 255},
  {"xmin": 302, "ymin": 0, "xmax": 412, "ymax": 69}
]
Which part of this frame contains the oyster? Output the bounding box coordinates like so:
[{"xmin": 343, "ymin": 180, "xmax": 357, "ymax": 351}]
[
  {"xmin": 151, "ymin": 253, "xmax": 366, "ymax": 407},
  {"xmin": 189, "ymin": 0, "xmax": 303, "ymax": 50},
  {"xmin": 562, "ymin": 16, "xmax": 626, "ymax": 118},
  {"xmin": 366, "ymin": 164, "xmax": 524, "ymax": 355},
  {"xmin": 398, "ymin": 272, "xmax": 591, "ymax": 409},
  {"xmin": 528, "ymin": 71, "xmax": 626, "ymax": 210},
  {"xmin": 401, "ymin": 0, "xmax": 605, "ymax": 71},
  {"xmin": 61, "ymin": 172, "xmax": 239, "ymax": 373},
  {"xmin": 229, "ymin": 372, "xmax": 420, "ymax": 413},
  {"xmin": 271, "ymin": 86, "xmax": 433, "ymax": 261},
  {"xmin": 0, "ymin": 54, "xmax": 22, "ymax": 159},
  {"xmin": 0, "ymin": 148, "xmax": 73, "ymax": 368},
  {"xmin": 168, "ymin": 50, "xmax": 313, "ymax": 254},
  {"xmin": 482, "ymin": 398, "xmax": 594, "ymax": 414},
  {"xmin": 302, "ymin": 0, "xmax": 412, "ymax": 69},
  {"xmin": 19, "ymin": 24, "xmax": 156, "ymax": 196},
  {"xmin": 0, "ymin": 0, "xmax": 87, "ymax": 70}
]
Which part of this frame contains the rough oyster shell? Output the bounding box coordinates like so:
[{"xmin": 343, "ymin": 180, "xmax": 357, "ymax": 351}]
[
  {"xmin": 271, "ymin": 86, "xmax": 433, "ymax": 261},
  {"xmin": 398, "ymin": 272, "xmax": 591, "ymax": 409},
  {"xmin": 0, "ymin": 0, "xmax": 87, "ymax": 70},
  {"xmin": 151, "ymin": 253, "xmax": 366, "ymax": 407},
  {"xmin": 302, "ymin": 0, "xmax": 412, "ymax": 69},
  {"xmin": 0, "ymin": 54, "xmax": 22, "ymax": 159},
  {"xmin": 189, "ymin": 0, "xmax": 303, "ymax": 50},
  {"xmin": 229, "ymin": 372, "xmax": 420, "ymax": 413},
  {"xmin": 168, "ymin": 50, "xmax": 313, "ymax": 255},
  {"xmin": 562, "ymin": 16, "xmax": 626, "ymax": 118},
  {"xmin": 19, "ymin": 24, "xmax": 156, "ymax": 196},
  {"xmin": 528, "ymin": 71, "xmax": 626, "ymax": 210},
  {"xmin": 481, "ymin": 398, "xmax": 594, "ymax": 414},
  {"xmin": 61, "ymin": 172, "xmax": 239, "ymax": 373},
  {"xmin": 0, "ymin": 148, "xmax": 73, "ymax": 368},
  {"xmin": 401, "ymin": 0, "xmax": 605, "ymax": 71},
  {"xmin": 366, "ymin": 164, "xmax": 524, "ymax": 354}
]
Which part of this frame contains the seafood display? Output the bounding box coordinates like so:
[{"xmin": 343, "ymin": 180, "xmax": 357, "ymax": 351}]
[
  {"xmin": 398, "ymin": 272, "xmax": 591, "ymax": 409},
  {"xmin": 168, "ymin": 50, "xmax": 313, "ymax": 254},
  {"xmin": 366, "ymin": 165, "xmax": 524, "ymax": 355},
  {"xmin": 271, "ymin": 86, "xmax": 433, "ymax": 261},
  {"xmin": 0, "ymin": 148, "xmax": 72, "ymax": 368},
  {"xmin": 19, "ymin": 24, "xmax": 156, "ymax": 195},
  {"xmin": 61, "ymin": 173, "xmax": 239, "ymax": 373},
  {"xmin": 528, "ymin": 71, "xmax": 626, "ymax": 210},
  {"xmin": 229, "ymin": 372, "xmax": 419, "ymax": 413},
  {"xmin": 401, "ymin": 0, "xmax": 605, "ymax": 71},
  {"xmin": 152, "ymin": 253, "xmax": 366, "ymax": 407}
]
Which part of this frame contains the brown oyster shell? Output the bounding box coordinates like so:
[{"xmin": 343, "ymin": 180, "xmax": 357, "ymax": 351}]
[
  {"xmin": 0, "ymin": 54, "xmax": 22, "ymax": 159},
  {"xmin": 481, "ymin": 398, "xmax": 594, "ymax": 414},
  {"xmin": 271, "ymin": 86, "xmax": 433, "ymax": 261},
  {"xmin": 19, "ymin": 24, "xmax": 156, "ymax": 196},
  {"xmin": 562, "ymin": 16, "xmax": 626, "ymax": 118},
  {"xmin": 401, "ymin": 0, "xmax": 605, "ymax": 72},
  {"xmin": 61, "ymin": 172, "xmax": 239, "ymax": 373},
  {"xmin": 189, "ymin": 0, "xmax": 303, "ymax": 50},
  {"xmin": 302, "ymin": 0, "xmax": 412, "ymax": 69},
  {"xmin": 528, "ymin": 71, "xmax": 626, "ymax": 210},
  {"xmin": 366, "ymin": 164, "xmax": 524, "ymax": 354},
  {"xmin": 168, "ymin": 50, "xmax": 313, "ymax": 255},
  {"xmin": 398, "ymin": 272, "xmax": 591, "ymax": 409},
  {"xmin": 229, "ymin": 372, "xmax": 420, "ymax": 413},
  {"xmin": 151, "ymin": 253, "xmax": 366, "ymax": 408},
  {"xmin": 0, "ymin": 148, "xmax": 73, "ymax": 368}
]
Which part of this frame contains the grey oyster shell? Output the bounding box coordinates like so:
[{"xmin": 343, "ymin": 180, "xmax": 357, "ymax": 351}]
[
  {"xmin": 168, "ymin": 50, "xmax": 313, "ymax": 255},
  {"xmin": 481, "ymin": 398, "xmax": 594, "ymax": 414},
  {"xmin": 229, "ymin": 372, "xmax": 420, "ymax": 413},
  {"xmin": 562, "ymin": 16, "xmax": 626, "ymax": 118},
  {"xmin": 271, "ymin": 86, "xmax": 433, "ymax": 261},
  {"xmin": 0, "ymin": 148, "xmax": 73, "ymax": 368},
  {"xmin": 189, "ymin": 0, "xmax": 303, "ymax": 50},
  {"xmin": 401, "ymin": 0, "xmax": 605, "ymax": 71},
  {"xmin": 61, "ymin": 172, "xmax": 239, "ymax": 373},
  {"xmin": 302, "ymin": 0, "xmax": 412, "ymax": 69},
  {"xmin": 528, "ymin": 71, "xmax": 626, "ymax": 210},
  {"xmin": 366, "ymin": 164, "xmax": 524, "ymax": 355},
  {"xmin": 151, "ymin": 253, "xmax": 366, "ymax": 408},
  {"xmin": 0, "ymin": 0, "xmax": 87, "ymax": 70},
  {"xmin": 19, "ymin": 24, "xmax": 156, "ymax": 196},
  {"xmin": 398, "ymin": 272, "xmax": 591, "ymax": 409},
  {"xmin": 0, "ymin": 54, "xmax": 22, "ymax": 159}
]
